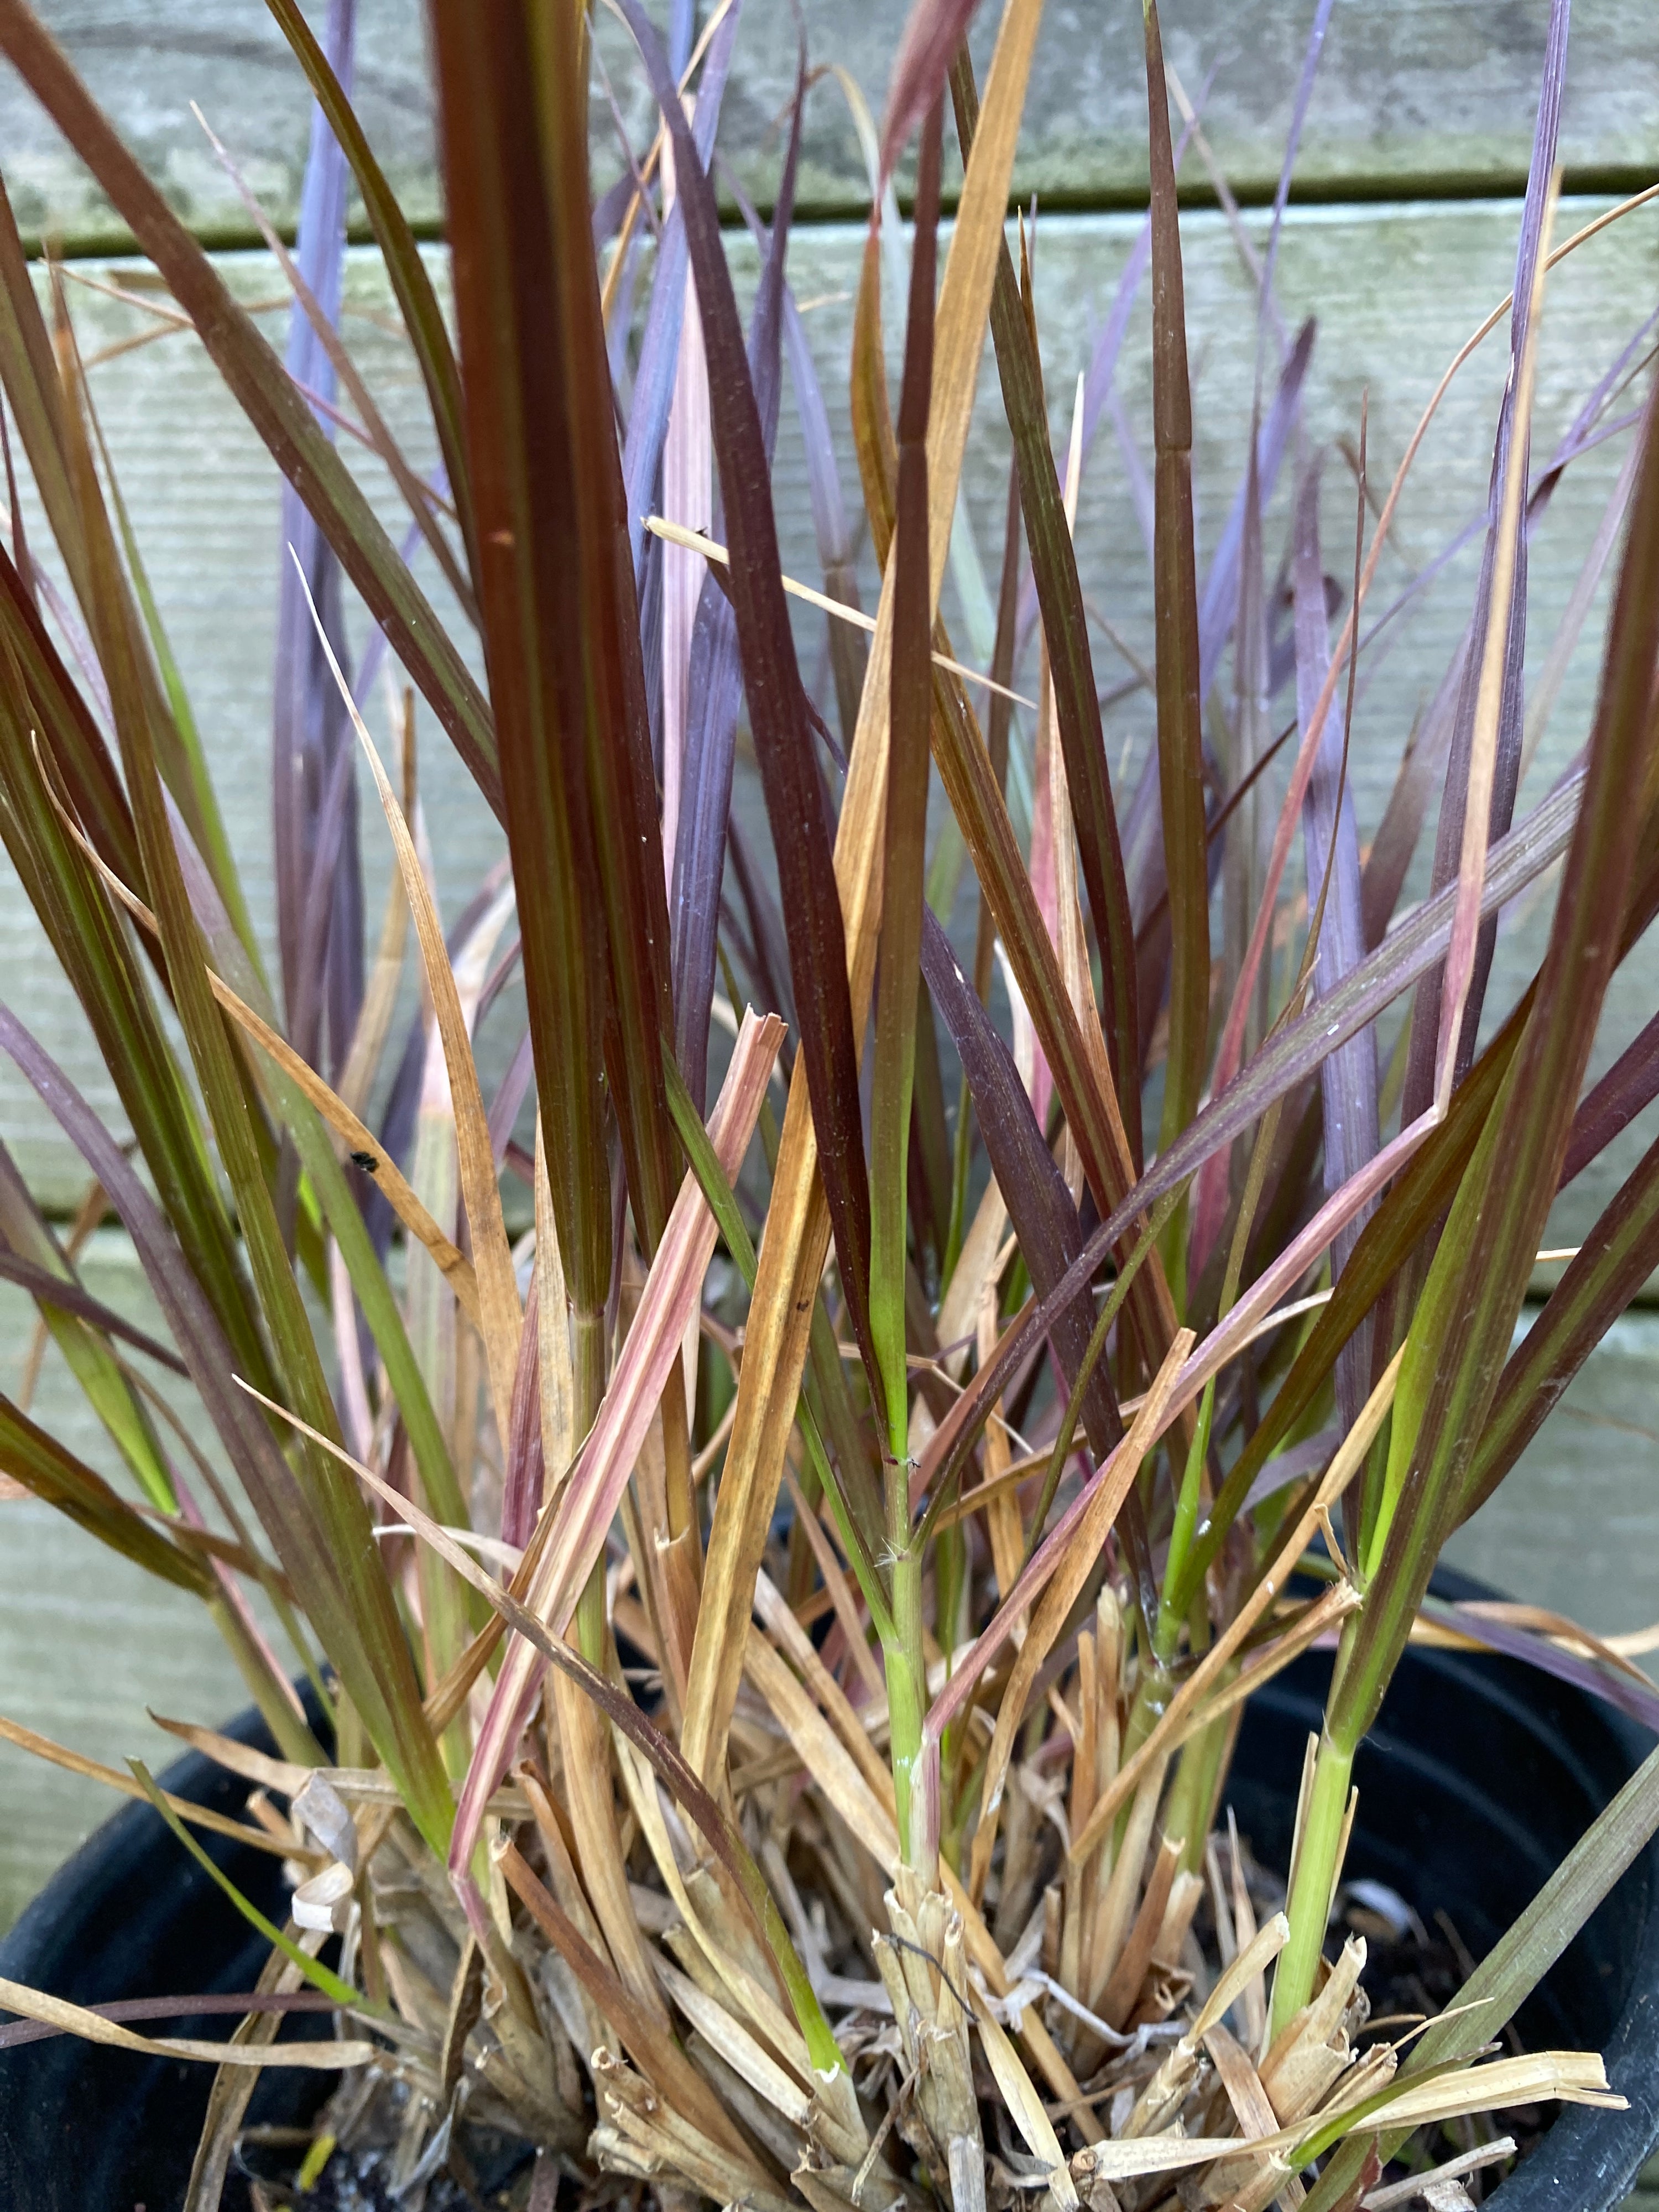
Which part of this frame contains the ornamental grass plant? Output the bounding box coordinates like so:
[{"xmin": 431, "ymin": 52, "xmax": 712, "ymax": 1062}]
[{"xmin": 1, "ymin": 0, "xmax": 1658, "ymax": 2205}]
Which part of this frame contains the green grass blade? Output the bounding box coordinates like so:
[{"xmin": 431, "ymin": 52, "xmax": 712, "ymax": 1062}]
[
  {"xmin": 1168, "ymin": 992, "xmax": 1528, "ymax": 1618},
  {"xmin": 69, "ymin": 303, "xmax": 256, "ymax": 962},
  {"xmin": 128, "ymin": 1761, "xmax": 364, "ymax": 2011},
  {"xmin": 170, "ymin": 825, "xmax": 469, "ymax": 1545},
  {"xmin": 0, "ymin": 1393, "xmax": 208, "ymax": 1594},
  {"xmin": 1338, "ymin": 374, "xmax": 1659, "ymax": 1750},
  {"xmin": 0, "ymin": 1147, "xmax": 179, "ymax": 1509},
  {"xmin": 1462, "ymin": 1125, "xmax": 1659, "ymax": 1523},
  {"xmin": 664, "ymin": 1046, "xmax": 890, "ymax": 1615},
  {"xmin": 0, "ymin": 609, "xmax": 278, "ymax": 1397},
  {"xmin": 56, "ymin": 355, "xmax": 450, "ymax": 1846}
]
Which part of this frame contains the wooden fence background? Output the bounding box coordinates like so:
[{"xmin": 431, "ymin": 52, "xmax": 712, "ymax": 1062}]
[{"xmin": 2, "ymin": 0, "xmax": 1658, "ymax": 1937}]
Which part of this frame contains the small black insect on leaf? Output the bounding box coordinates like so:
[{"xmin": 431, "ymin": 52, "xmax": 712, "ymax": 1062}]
[{"xmin": 351, "ymin": 1151, "xmax": 379, "ymax": 1173}]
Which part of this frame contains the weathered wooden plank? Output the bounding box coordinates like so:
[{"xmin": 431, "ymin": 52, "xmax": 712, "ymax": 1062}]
[
  {"xmin": 4, "ymin": 0, "xmax": 1658, "ymax": 253},
  {"xmin": 8, "ymin": 0, "xmax": 439, "ymax": 248},
  {"xmin": 1445, "ymin": 1310, "xmax": 1659, "ymax": 1640},
  {"xmin": 3, "ymin": 197, "xmax": 1655, "ymax": 1234},
  {"xmin": 592, "ymin": 0, "xmax": 1659, "ymax": 213},
  {"xmin": 0, "ymin": 1491, "xmax": 252, "ymax": 1927}
]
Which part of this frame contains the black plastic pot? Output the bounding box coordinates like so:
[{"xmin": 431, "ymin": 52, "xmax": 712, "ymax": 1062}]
[
  {"xmin": 0, "ymin": 1695, "xmax": 333, "ymax": 2212},
  {"xmin": 3, "ymin": 1578, "xmax": 1658, "ymax": 2211},
  {"xmin": 1227, "ymin": 1565, "xmax": 1659, "ymax": 2212}
]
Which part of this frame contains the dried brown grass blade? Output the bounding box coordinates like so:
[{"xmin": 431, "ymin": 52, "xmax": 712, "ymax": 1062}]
[
  {"xmin": 0, "ymin": 1713, "xmax": 316, "ymax": 1860},
  {"xmin": 967, "ymin": 1332, "xmax": 1191, "ymax": 1900},
  {"xmin": 0, "ymin": 1974, "xmax": 371, "ymax": 2067},
  {"xmin": 533, "ymin": 1114, "xmax": 577, "ymax": 1490},
  {"xmin": 1069, "ymin": 1351, "xmax": 1403, "ymax": 1867},
  {"xmin": 496, "ymin": 1836, "xmax": 761, "ymax": 2171},
  {"xmin": 456, "ymin": 1011, "xmax": 782, "ymax": 1876},
  {"xmin": 645, "ymin": 516, "xmax": 1035, "ymax": 707},
  {"xmin": 295, "ymin": 556, "xmax": 522, "ymax": 1426},
  {"xmin": 973, "ymin": 1995, "xmax": 1080, "ymax": 2208}
]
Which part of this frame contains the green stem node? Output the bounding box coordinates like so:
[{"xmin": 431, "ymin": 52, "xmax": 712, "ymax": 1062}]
[{"xmin": 1271, "ymin": 1724, "xmax": 1356, "ymax": 2036}]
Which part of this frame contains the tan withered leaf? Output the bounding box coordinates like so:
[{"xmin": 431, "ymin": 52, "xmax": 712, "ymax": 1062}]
[{"xmin": 0, "ymin": 1974, "xmax": 373, "ymax": 2069}]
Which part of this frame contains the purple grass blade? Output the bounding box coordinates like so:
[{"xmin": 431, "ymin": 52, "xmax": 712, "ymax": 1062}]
[
  {"xmin": 1292, "ymin": 458, "xmax": 1378, "ymax": 1430},
  {"xmin": 921, "ymin": 909, "xmax": 1165, "ymax": 1625},
  {"xmin": 618, "ymin": 3, "xmax": 740, "ymax": 580},
  {"xmin": 1011, "ymin": 225, "xmax": 1149, "ymax": 656},
  {"xmin": 1561, "ymin": 1009, "xmax": 1659, "ymax": 1190},
  {"xmin": 1256, "ymin": 0, "xmax": 1337, "ymax": 337},
  {"xmin": 1142, "ymin": 0, "xmax": 1209, "ymax": 1156},
  {"xmin": 0, "ymin": 1991, "xmax": 337, "ymax": 2050},
  {"xmin": 1423, "ymin": 1597, "xmax": 1659, "ymax": 1737},
  {"xmin": 622, "ymin": 0, "xmax": 879, "ymax": 1387},
  {"xmin": 1108, "ymin": 385, "xmax": 1155, "ymax": 565},
  {"xmin": 1224, "ymin": 432, "xmax": 1270, "ymax": 1048},
  {"xmin": 289, "ymin": 739, "xmax": 355, "ymax": 1052},
  {"xmin": 0, "ymin": 1245, "xmax": 188, "ymax": 1374},
  {"xmin": 477, "ymin": 931, "xmax": 523, "ymax": 1030},
  {"xmin": 273, "ymin": 0, "xmax": 362, "ymax": 1087},
  {"xmin": 1198, "ymin": 321, "xmax": 1314, "ymax": 696},
  {"xmin": 1363, "ymin": 311, "xmax": 1650, "ymax": 955},
  {"xmin": 954, "ymin": 48, "xmax": 1143, "ymax": 1155},
  {"xmin": 725, "ymin": 819, "xmax": 795, "ymax": 1037},
  {"xmin": 1401, "ymin": 0, "xmax": 1572, "ymax": 1113},
  {"xmin": 592, "ymin": 170, "xmax": 634, "ymax": 251},
  {"xmin": 1338, "ymin": 369, "xmax": 1659, "ymax": 1759},
  {"xmin": 669, "ymin": 571, "xmax": 744, "ymax": 1115},
  {"xmin": 879, "ymin": 0, "xmax": 984, "ymax": 182},
  {"xmin": 1012, "ymin": 98, "xmax": 1207, "ymax": 652},
  {"xmin": 488, "ymin": 1026, "xmax": 535, "ymax": 1170},
  {"xmin": 920, "ymin": 909, "xmax": 1121, "ymax": 1457},
  {"xmin": 780, "ymin": 276, "xmax": 865, "ymax": 749},
  {"xmin": 963, "ymin": 764, "xmax": 1592, "ymax": 1434},
  {"xmin": 667, "ymin": 0, "xmax": 695, "ymax": 75},
  {"xmin": 1240, "ymin": 1427, "xmax": 1341, "ymax": 1516},
  {"xmin": 668, "ymin": 91, "xmax": 804, "ymax": 1116},
  {"xmin": 1534, "ymin": 303, "xmax": 1659, "ymax": 499},
  {"xmin": 1121, "ymin": 321, "xmax": 1314, "ymax": 926},
  {"xmin": 1361, "ymin": 642, "xmax": 1468, "ymax": 953},
  {"xmin": 1467, "ymin": 1123, "xmax": 1659, "ymax": 1519}
]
